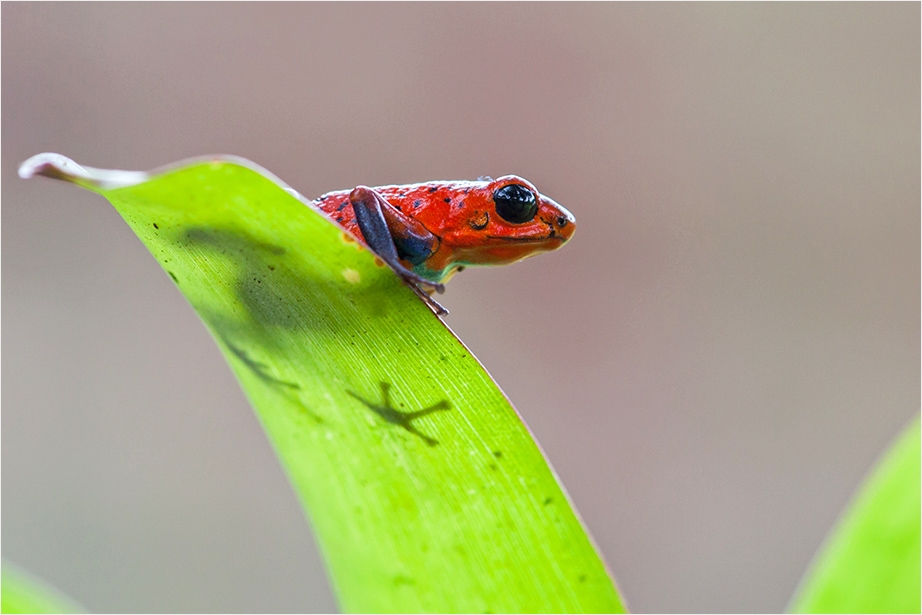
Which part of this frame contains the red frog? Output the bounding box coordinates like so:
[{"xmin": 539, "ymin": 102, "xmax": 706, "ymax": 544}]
[{"xmin": 313, "ymin": 175, "xmax": 575, "ymax": 315}]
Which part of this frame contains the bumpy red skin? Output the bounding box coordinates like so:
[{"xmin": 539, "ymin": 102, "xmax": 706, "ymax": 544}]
[{"xmin": 312, "ymin": 175, "xmax": 575, "ymax": 284}]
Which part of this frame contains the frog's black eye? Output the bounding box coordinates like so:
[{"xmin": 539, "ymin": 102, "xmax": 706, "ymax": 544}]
[{"xmin": 493, "ymin": 184, "xmax": 537, "ymax": 224}]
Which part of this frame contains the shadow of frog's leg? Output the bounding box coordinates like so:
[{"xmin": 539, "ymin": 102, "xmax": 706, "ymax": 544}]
[
  {"xmin": 405, "ymin": 399, "xmax": 451, "ymax": 421},
  {"xmin": 346, "ymin": 383, "xmax": 450, "ymax": 446}
]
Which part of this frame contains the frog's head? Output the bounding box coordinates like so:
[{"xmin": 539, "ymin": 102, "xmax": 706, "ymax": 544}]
[{"xmin": 440, "ymin": 175, "xmax": 576, "ymax": 270}]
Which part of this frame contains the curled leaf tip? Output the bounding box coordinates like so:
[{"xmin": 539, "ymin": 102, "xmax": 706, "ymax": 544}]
[
  {"xmin": 19, "ymin": 152, "xmax": 80, "ymax": 179},
  {"xmin": 19, "ymin": 152, "xmax": 149, "ymax": 189}
]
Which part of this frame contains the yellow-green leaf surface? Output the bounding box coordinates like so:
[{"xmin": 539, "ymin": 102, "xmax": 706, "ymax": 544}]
[
  {"xmin": 20, "ymin": 153, "xmax": 624, "ymax": 613},
  {"xmin": 2, "ymin": 562, "xmax": 85, "ymax": 614},
  {"xmin": 789, "ymin": 416, "xmax": 921, "ymax": 614}
]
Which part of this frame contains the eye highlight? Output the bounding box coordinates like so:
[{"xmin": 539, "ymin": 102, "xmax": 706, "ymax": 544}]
[{"xmin": 493, "ymin": 184, "xmax": 537, "ymax": 224}]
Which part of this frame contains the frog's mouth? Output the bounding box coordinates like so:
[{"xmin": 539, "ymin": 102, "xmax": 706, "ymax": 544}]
[
  {"xmin": 484, "ymin": 215, "xmax": 573, "ymax": 244},
  {"xmin": 485, "ymin": 232, "xmax": 567, "ymax": 244}
]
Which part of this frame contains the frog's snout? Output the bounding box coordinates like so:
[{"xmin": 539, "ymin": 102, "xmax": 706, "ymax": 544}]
[{"xmin": 543, "ymin": 200, "xmax": 576, "ymax": 243}]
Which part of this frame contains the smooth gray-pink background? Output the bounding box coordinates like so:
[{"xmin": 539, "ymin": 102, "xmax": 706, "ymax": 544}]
[{"xmin": 3, "ymin": 4, "xmax": 918, "ymax": 613}]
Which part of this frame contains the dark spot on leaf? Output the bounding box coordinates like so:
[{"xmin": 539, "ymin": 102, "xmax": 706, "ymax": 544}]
[
  {"xmin": 579, "ymin": 574, "xmax": 587, "ymax": 583},
  {"xmin": 168, "ymin": 271, "xmax": 178, "ymax": 283},
  {"xmin": 268, "ymin": 265, "xmax": 275, "ymax": 271},
  {"xmin": 489, "ymin": 463, "xmax": 498, "ymax": 471},
  {"xmin": 153, "ymin": 223, "xmax": 159, "ymax": 229},
  {"xmin": 493, "ymin": 450, "xmax": 503, "ymax": 458},
  {"xmin": 543, "ymin": 497, "xmax": 553, "ymax": 505}
]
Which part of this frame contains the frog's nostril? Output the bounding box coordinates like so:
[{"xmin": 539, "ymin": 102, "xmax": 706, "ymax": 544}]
[{"xmin": 557, "ymin": 216, "xmax": 568, "ymax": 228}]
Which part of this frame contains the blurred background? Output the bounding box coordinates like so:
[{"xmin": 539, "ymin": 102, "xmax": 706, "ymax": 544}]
[{"xmin": 2, "ymin": 4, "xmax": 918, "ymax": 613}]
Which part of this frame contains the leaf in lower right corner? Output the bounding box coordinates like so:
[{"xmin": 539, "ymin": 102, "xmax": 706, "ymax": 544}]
[{"xmin": 789, "ymin": 416, "xmax": 921, "ymax": 614}]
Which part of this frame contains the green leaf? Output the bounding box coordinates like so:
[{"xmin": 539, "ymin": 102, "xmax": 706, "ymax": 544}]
[
  {"xmin": 2, "ymin": 562, "xmax": 85, "ymax": 614},
  {"xmin": 789, "ymin": 416, "xmax": 921, "ymax": 614},
  {"xmin": 20, "ymin": 154, "xmax": 625, "ymax": 613}
]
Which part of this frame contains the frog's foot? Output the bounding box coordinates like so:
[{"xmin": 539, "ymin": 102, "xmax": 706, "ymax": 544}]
[{"xmin": 401, "ymin": 274, "xmax": 447, "ymax": 315}]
